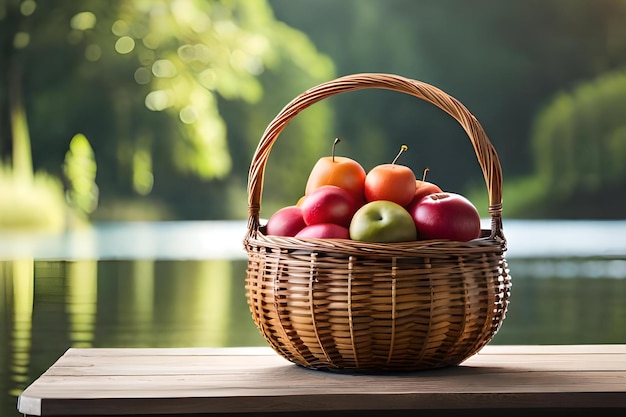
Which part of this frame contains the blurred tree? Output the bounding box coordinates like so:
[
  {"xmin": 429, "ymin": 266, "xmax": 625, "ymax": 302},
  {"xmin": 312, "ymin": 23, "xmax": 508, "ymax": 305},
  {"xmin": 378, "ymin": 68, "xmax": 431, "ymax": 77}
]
[
  {"xmin": 528, "ymin": 69, "xmax": 626, "ymax": 218},
  {"xmin": 0, "ymin": 0, "xmax": 334, "ymax": 221},
  {"xmin": 63, "ymin": 133, "xmax": 99, "ymax": 217},
  {"xmin": 4, "ymin": 0, "xmax": 626, "ymax": 221},
  {"xmin": 269, "ymin": 0, "xmax": 626, "ymax": 216}
]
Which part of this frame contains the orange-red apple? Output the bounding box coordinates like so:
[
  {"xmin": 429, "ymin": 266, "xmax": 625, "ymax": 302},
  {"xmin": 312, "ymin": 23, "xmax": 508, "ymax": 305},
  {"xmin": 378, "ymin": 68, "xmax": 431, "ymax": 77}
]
[
  {"xmin": 305, "ymin": 138, "xmax": 366, "ymax": 202},
  {"xmin": 408, "ymin": 168, "xmax": 443, "ymax": 206},
  {"xmin": 407, "ymin": 178, "xmax": 443, "ymax": 208},
  {"xmin": 364, "ymin": 146, "xmax": 416, "ymax": 206}
]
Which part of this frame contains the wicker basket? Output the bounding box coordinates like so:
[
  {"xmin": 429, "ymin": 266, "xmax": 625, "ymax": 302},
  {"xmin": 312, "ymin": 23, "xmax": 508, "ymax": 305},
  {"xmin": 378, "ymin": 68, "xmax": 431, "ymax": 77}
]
[{"xmin": 244, "ymin": 73, "xmax": 511, "ymax": 372}]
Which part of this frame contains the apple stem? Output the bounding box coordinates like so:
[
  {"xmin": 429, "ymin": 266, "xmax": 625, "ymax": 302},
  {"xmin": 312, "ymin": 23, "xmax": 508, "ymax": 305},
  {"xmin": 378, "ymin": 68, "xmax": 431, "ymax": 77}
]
[
  {"xmin": 391, "ymin": 145, "xmax": 408, "ymax": 165},
  {"xmin": 332, "ymin": 137, "xmax": 340, "ymax": 162},
  {"xmin": 422, "ymin": 167, "xmax": 430, "ymax": 182}
]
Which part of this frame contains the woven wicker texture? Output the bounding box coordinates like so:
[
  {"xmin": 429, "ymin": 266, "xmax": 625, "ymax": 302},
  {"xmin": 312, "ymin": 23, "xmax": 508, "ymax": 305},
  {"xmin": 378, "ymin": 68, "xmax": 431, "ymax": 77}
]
[{"xmin": 244, "ymin": 73, "xmax": 511, "ymax": 371}]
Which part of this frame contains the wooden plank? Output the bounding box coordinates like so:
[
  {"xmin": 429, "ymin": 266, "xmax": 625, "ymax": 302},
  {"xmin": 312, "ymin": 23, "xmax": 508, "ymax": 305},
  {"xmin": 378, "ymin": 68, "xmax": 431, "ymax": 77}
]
[
  {"xmin": 57, "ymin": 346, "xmax": 275, "ymax": 357},
  {"xmin": 44, "ymin": 352, "xmax": 626, "ymax": 374},
  {"xmin": 478, "ymin": 344, "xmax": 626, "ymax": 354},
  {"xmin": 54, "ymin": 344, "xmax": 626, "ymax": 357},
  {"xmin": 44, "ymin": 345, "xmax": 626, "ymax": 374},
  {"xmin": 17, "ymin": 345, "xmax": 626, "ymax": 416}
]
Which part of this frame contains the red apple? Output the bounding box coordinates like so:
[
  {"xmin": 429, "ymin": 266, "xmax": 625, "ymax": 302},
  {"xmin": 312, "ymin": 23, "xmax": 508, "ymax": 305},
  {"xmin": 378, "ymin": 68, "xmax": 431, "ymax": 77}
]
[
  {"xmin": 295, "ymin": 223, "xmax": 350, "ymax": 239},
  {"xmin": 300, "ymin": 185, "xmax": 358, "ymax": 227},
  {"xmin": 265, "ymin": 205, "xmax": 307, "ymax": 237},
  {"xmin": 305, "ymin": 138, "xmax": 366, "ymax": 203},
  {"xmin": 409, "ymin": 192, "xmax": 481, "ymax": 242}
]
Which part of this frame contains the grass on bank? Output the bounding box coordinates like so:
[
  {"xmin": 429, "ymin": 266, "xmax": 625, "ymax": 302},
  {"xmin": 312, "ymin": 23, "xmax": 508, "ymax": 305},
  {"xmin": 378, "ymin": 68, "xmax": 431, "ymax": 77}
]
[
  {"xmin": 468, "ymin": 175, "xmax": 551, "ymax": 220},
  {"xmin": 0, "ymin": 163, "xmax": 82, "ymax": 231}
]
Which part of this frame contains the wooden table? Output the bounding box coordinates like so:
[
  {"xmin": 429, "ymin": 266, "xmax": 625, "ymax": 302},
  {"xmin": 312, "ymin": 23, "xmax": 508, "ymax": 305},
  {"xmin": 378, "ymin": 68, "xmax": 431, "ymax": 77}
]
[{"xmin": 17, "ymin": 345, "xmax": 626, "ymax": 416}]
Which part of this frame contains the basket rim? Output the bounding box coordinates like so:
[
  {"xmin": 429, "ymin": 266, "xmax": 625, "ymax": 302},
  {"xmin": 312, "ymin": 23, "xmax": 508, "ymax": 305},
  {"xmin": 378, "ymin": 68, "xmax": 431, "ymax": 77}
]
[
  {"xmin": 246, "ymin": 228, "xmax": 505, "ymax": 258},
  {"xmin": 245, "ymin": 72, "xmax": 506, "ymax": 248}
]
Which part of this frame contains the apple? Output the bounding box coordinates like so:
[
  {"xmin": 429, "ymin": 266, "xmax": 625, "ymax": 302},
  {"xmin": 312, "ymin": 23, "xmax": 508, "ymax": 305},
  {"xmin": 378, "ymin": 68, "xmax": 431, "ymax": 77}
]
[
  {"xmin": 305, "ymin": 138, "xmax": 367, "ymax": 203},
  {"xmin": 364, "ymin": 145, "xmax": 416, "ymax": 206},
  {"xmin": 407, "ymin": 168, "xmax": 443, "ymax": 207},
  {"xmin": 300, "ymin": 185, "xmax": 358, "ymax": 227},
  {"xmin": 349, "ymin": 200, "xmax": 417, "ymax": 243},
  {"xmin": 265, "ymin": 205, "xmax": 307, "ymax": 237},
  {"xmin": 409, "ymin": 192, "xmax": 481, "ymax": 242},
  {"xmin": 295, "ymin": 223, "xmax": 350, "ymax": 239}
]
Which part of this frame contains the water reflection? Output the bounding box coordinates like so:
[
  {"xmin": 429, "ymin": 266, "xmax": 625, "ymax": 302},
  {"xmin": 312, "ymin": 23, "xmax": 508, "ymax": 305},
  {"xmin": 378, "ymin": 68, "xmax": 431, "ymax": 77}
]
[
  {"xmin": 499, "ymin": 261, "xmax": 626, "ymax": 345},
  {"xmin": 8, "ymin": 260, "xmax": 33, "ymax": 397},
  {"xmin": 2, "ymin": 257, "xmax": 626, "ymax": 417},
  {"xmin": 0, "ymin": 258, "xmax": 268, "ymax": 417},
  {"xmin": 67, "ymin": 260, "xmax": 97, "ymax": 347}
]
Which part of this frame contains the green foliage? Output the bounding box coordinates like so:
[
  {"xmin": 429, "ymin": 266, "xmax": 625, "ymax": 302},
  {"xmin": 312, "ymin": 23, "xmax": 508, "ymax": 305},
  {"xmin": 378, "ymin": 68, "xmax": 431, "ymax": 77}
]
[
  {"xmin": 468, "ymin": 175, "xmax": 550, "ymax": 219},
  {"xmin": 270, "ymin": 0, "xmax": 626, "ymax": 219},
  {"xmin": 63, "ymin": 133, "xmax": 99, "ymax": 215},
  {"xmin": 0, "ymin": 0, "xmax": 335, "ymax": 221},
  {"xmin": 0, "ymin": 131, "xmax": 98, "ymax": 230},
  {"xmin": 0, "ymin": 162, "xmax": 67, "ymax": 230},
  {"xmin": 531, "ymin": 69, "xmax": 626, "ymax": 199},
  {"xmin": 471, "ymin": 68, "xmax": 626, "ymax": 219},
  {"xmin": 223, "ymin": 22, "xmax": 336, "ymax": 218},
  {"xmin": 3, "ymin": 0, "xmax": 626, "ymax": 221}
]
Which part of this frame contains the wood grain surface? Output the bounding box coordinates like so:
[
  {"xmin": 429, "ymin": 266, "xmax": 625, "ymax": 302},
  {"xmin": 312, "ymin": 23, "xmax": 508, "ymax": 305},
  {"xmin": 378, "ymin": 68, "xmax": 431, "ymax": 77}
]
[{"xmin": 17, "ymin": 345, "xmax": 626, "ymax": 416}]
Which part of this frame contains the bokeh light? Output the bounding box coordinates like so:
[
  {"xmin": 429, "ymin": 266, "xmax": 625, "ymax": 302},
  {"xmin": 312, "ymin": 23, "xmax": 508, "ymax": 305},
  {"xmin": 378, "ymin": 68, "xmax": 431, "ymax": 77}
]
[
  {"xmin": 115, "ymin": 36, "xmax": 135, "ymax": 54},
  {"xmin": 70, "ymin": 12, "xmax": 97, "ymax": 31}
]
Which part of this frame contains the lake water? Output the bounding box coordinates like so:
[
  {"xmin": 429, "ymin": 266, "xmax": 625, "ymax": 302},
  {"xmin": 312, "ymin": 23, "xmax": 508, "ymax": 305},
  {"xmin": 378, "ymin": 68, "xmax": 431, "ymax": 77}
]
[
  {"xmin": 1, "ymin": 219, "xmax": 626, "ymax": 417},
  {"xmin": 2, "ymin": 219, "xmax": 625, "ymax": 261}
]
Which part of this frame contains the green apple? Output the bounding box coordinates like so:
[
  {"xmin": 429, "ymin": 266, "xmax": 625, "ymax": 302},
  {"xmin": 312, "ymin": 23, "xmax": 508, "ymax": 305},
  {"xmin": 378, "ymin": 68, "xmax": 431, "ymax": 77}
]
[{"xmin": 349, "ymin": 200, "xmax": 417, "ymax": 243}]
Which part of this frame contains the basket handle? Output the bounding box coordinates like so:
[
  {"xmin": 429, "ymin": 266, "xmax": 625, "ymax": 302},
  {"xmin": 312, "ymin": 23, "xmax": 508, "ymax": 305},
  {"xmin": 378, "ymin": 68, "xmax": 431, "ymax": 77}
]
[{"xmin": 247, "ymin": 73, "xmax": 505, "ymax": 244}]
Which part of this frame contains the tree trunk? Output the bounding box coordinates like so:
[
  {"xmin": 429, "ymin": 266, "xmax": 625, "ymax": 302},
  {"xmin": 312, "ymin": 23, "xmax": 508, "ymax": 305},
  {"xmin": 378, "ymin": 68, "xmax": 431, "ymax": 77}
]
[
  {"xmin": 0, "ymin": 1, "xmax": 21, "ymax": 165},
  {"xmin": 9, "ymin": 62, "xmax": 33, "ymax": 181}
]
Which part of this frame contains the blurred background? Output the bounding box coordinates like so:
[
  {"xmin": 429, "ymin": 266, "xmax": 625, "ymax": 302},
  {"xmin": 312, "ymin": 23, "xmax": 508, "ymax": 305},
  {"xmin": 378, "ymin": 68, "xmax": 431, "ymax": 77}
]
[
  {"xmin": 1, "ymin": 1, "xmax": 626, "ymax": 416},
  {"xmin": 2, "ymin": 0, "xmax": 626, "ymax": 225}
]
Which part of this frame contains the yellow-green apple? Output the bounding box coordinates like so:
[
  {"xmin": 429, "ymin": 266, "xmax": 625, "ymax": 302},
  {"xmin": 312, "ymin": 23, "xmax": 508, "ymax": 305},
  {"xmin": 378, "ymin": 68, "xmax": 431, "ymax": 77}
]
[
  {"xmin": 409, "ymin": 192, "xmax": 481, "ymax": 241},
  {"xmin": 305, "ymin": 138, "xmax": 366, "ymax": 203},
  {"xmin": 295, "ymin": 223, "xmax": 350, "ymax": 239},
  {"xmin": 300, "ymin": 185, "xmax": 358, "ymax": 227},
  {"xmin": 349, "ymin": 200, "xmax": 417, "ymax": 243},
  {"xmin": 265, "ymin": 205, "xmax": 306, "ymax": 237}
]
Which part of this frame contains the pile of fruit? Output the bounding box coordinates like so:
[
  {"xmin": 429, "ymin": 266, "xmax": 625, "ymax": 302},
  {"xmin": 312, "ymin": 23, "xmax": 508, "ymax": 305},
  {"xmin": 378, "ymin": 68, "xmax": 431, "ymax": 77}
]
[{"xmin": 265, "ymin": 139, "xmax": 482, "ymax": 243}]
